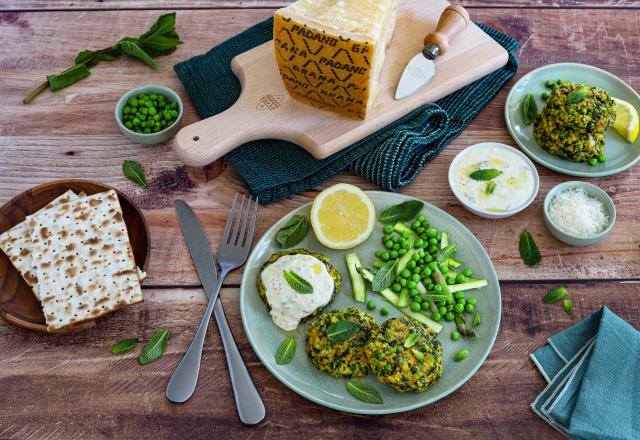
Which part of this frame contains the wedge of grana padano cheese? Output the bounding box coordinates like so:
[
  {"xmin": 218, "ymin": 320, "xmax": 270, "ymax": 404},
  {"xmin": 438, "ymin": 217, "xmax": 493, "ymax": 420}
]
[{"xmin": 274, "ymin": 0, "xmax": 400, "ymax": 120}]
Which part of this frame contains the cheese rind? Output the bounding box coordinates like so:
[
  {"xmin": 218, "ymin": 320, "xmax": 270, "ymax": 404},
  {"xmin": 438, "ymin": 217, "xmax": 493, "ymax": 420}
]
[{"xmin": 274, "ymin": 0, "xmax": 399, "ymax": 119}]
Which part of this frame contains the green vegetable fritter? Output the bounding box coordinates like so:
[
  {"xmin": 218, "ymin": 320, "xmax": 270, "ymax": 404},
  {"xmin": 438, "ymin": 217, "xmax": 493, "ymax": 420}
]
[
  {"xmin": 257, "ymin": 248, "xmax": 341, "ymax": 319},
  {"xmin": 365, "ymin": 317, "xmax": 443, "ymax": 392},
  {"xmin": 534, "ymin": 81, "xmax": 616, "ymax": 162},
  {"xmin": 305, "ymin": 308, "xmax": 379, "ymax": 378}
]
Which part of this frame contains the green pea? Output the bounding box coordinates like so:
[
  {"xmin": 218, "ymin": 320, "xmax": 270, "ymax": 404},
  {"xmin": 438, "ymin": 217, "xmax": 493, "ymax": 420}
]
[
  {"xmin": 160, "ymin": 119, "xmax": 167, "ymax": 127},
  {"xmin": 140, "ymin": 107, "xmax": 148, "ymax": 115},
  {"xmin": 428, "ymin": 237, "xmax": 438, "ymax": 246},
  {"xmin": 434, "ymin": 284, "xmax": 443, "ymax": 293},
  {"xmin": 446, "ymin": 277, "xmax": 455, "ymax": 285},
  {"xmin": 462, "ymin": 268, "xmax": 473, "ymax": 277},
  {"xmin": 445, "ymin": 312, "xmax": 455, "ymax": 322},
  {"xmin": 422, "ymin": 267, "xmax": 432, "ymax": 277},
  {"xmin": 366, "ymin": 300, "xmax": 377, "ymax": 310},
  {"xmin": 128, "ymin": 97, "xmax": 138, "ymax": 107},
  {"xmin": 423, "ymin": 254, "xmax": 433, "ymax": 263},
  {"xmin": 140, "ymin": 121, "xmax": 147, "ymax": 128},
  {"xmin": 451, "ymin": 331, "xmax": 461, "ymax": 341},
  {"xmin": 556, "ymin": 79, "xmax": 563, "ymax": 84},
  {"xmin": 465, "ymin": 303, "xmax": 475, "ymax": 313},
  {"xmin": 398, "ymin": 248, "xmax": 407, "ymax": 256},
  {"xmin": 411, "ymin": 221, "xmax": 421, "ymax": 230},
  {"xmin": 411, "ymin": 274, "xmax": 420, "ymax": 282},
  {"xmin": 143, "ymin": 127, "xmax": 151, "ymax": 134},
  {"xmin": 410, "ymin": 302, "xmax": 421, "ymax": 312},
  {"xmin": 407, "ymin": 260, "xmax": 417, "ymax": 270},
  {"xmin": 396, "ymin": 345, "xmax": 403, "ymax": 353},
  {"xmin": 545, "ymin": 79, "xmax": 554, "ymax": 87},
  {"xmin": 454, "ymin": 303, "xmax": 464, "ymax": 314},
  {"xmin": 170, "ymin": 110, "xmax": 179, "ymax": 117},
  {"xmin": 454, "ymin": 349, "xmax": 469, "ymax": 362},
  {"xmin": 421, "ymin": 301, "xmax": 430, "ymax": 311},
  {"xmin": 170, "ymin": 102, "xmax": 178, "ymax": 110},
  {"xmin": 438, "ymin": 264, "xmax": 449, "ymax": 275},
  {"xmin": 407, "ymin": 281, "xmax": 416, "ymax": 289},
  {"xmin": 381, "ymin": 252, "xmax": 390, "ymax": 261},
  {"xmin": 438, "ymin": 306, "xmax": 447, "ymax": 315},
  {"xmin": 541, "ymin": 91, "xmax": 550, "ymax": 100},
  {"xmin": 384, "ymin": 240, "xmax": 394, "ymax": 249},
  {"xmin": 431, "ymin": 312, "xmax": 441, "ymax": 321},
  {"xmin": 393, "ymin": 243, "xmax": 400, "ymax": 251},
  {"xmin": 455, "ymin": 274, "xmax": 466, "ymax": 284},
  {"xmin": 417, "ymin": 215, "xmax": 426, "ymax": 223},
  {"xmin": 390, "ymin": 250, "xmax": 399, "ymax": 259},
  {"xmin": 148, "ymin": 107, "xmax": 158, "ymax": 116},
  {"xmin": 410, "ymin": 288, "xmax": 418, "ymax": 297},
  {"xmin": 124, "ymin": 121, "xmax": 133, "ymax": 129},
  {"xmin": 399, "ymin": 278, "xmax": 407, "ymax": 287},
  {"xmin": 380, "ymin": 307, "xmax": 389, "ymax": 316},
  {"xmin": 467, "ymin": 297, "xmax": 477, "ymax": 306},
  {"xmin": 392, "ymin": 283, "xmax": 401, "ymax": 293},
  {"xmin": 598, "ymin": 153, "xmax": 607, "ymax": 163},
  {"xmin": 427, "ymin": 245, "xmax": 438, "ymax": 254},
  {"xmin": 383, "ymin": 224, "xmax": 393, "ymax": 234},
  {"xmin": 414, "ymin": 238, "xmax": 425, "ymax": 248},
  {"xmin": 426, "ymin": 228, "xmax": 437, "ymax": 238},
  {"xmin": 411, "ymin": 253, "xmax": 421, "ymax": 261},
  {"xmin": 132, "ymin": 117, "xmax": 141, "ymax": 126},
  {"xmin": 428, "ymin": 261, "xmax": 438, "ymax": 271},
  {"xmin": 588, "ymin": 158, "xmax": 598, "ymax": 166}
]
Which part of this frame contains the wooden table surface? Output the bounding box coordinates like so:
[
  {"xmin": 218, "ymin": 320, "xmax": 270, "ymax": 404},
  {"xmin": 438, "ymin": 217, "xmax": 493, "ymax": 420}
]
[{"xmin": 1, "ymin": 1, "xmax": 639, "ymax": 439}]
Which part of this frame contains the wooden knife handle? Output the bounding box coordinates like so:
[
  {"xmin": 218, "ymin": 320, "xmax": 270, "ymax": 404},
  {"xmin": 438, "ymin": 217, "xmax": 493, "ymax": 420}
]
[{"xmin": 423, "ymin": 5, "xmax": 470, "ymax": 56}]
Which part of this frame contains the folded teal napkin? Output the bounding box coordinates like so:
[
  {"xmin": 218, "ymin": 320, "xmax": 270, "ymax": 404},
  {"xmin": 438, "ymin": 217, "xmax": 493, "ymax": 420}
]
[
  {"xmin": 175, "ymin": 18, "xmax": 518, "ymax": 203},
  {"xmin": 530, "ymin": 307, "xmax": 640, "ymax": 439}
]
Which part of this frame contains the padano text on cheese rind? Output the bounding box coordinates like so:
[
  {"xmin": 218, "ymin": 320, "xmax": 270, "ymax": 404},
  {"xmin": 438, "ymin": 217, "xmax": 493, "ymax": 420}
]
[{"xmin": 273, "ymin": 0, "xmax": 400, "ymax": 120}]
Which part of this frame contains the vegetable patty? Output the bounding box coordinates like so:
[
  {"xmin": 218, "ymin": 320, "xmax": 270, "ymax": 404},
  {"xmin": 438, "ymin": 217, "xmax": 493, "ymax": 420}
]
[
  {"xmin": 534, "ymin": 81, "xmax": 616, "ymax": 162},
  {"xmin": 365, "ymin": 317, "xmax": 443, "ymax": 392},
  {"xmin": 305, "ymin": 307, "xmax": 379, "ymax": 378}
]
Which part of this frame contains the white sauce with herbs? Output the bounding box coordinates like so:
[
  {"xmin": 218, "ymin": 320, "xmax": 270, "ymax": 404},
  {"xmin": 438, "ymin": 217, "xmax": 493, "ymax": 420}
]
[
  {"xmin": 261, "ymin": 254, "xmax": 334, "ymax": 331},
  {"xmin": 454, "ymin": 146, "xmax": 535, "ymax": 212}
]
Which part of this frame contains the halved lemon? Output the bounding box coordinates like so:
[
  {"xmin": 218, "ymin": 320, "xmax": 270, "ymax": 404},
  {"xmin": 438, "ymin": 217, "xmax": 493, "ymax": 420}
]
[
  {"xmin": 310, "ymin": 183, "xmax": 375, "ymax": 250},
  {"xmin": 612, "ymin": 97, "xmax": 639, "ymax": 143}
]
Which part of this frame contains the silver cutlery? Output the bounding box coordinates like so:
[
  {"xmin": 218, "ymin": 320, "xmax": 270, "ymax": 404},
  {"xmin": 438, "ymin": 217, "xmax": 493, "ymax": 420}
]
[{"xmin": 166, "ymin": 195, "xmax": 262, "ymax": 424}]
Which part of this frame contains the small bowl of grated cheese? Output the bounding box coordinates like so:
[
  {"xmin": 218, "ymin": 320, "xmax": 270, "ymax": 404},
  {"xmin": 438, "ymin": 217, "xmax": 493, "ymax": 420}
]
[{"xmin": 543, "ymin": 181, "xmax": 616, "ymax": 246}]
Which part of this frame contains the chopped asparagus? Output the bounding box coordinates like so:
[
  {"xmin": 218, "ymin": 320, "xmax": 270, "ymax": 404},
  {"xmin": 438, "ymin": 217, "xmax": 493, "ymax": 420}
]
[
  {"xmin": 449, "ymin": 278, "xmax": 489, "ymax": 293},
  {"xmin": 345, "ymin": 253, "xmax": 366, "ymax": 303},
  {"xmin": 440, "ymin": 232, "xmax": 449, "ymax": 249}
]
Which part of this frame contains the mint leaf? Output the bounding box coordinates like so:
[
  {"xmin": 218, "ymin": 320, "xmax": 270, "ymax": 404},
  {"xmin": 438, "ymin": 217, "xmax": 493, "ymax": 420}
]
[
  {"xmin": 283, "ymin": 270, "xmax": 313, "ymax": 294},
  {"xmin": 469, "ymin": 169, "xmax": 502, "ymax": 181},
  {"xmin": 116, "ymin": 40, "xmax": 158, "ymax": 69},
  {"xmin": 47, "ymin": 64, "xmax": 91, "ymax": 92},
  {"xmin": 543, "ymin": 287, "xmax": 568, "ymax": 304},
  {"xmin": 346, "ymin": 381, "xmax": 383, "ymax": 404},
  {"xmin": 404, "ymin": 332, "xmax": 420, "ymax": 348},
  {"xmin": 122, "ymin": 160, "xmax": 148, "ymax": 188},
  {"xmin": 111, "ymin": 338, "xmax": 139, "ymax": 355},
  {"xmin": 519, "ymin": 230, "xmax": 541, "ymax": 267},
  {"xmin": 275, "ymin": 337, "xmax": 296, "ymax": 365},
  {"xmin": 138, "ymin": 329, "xmax": 171, "ymax": 365},
  {"xmin": 276, "ymin": 215, "xmax": 309, "ymax": 248},
  {"xmin": 568, "ymin": 88, "xmax": 589, "ymax": 104},
  {"xmin": 326, "ymin": 320, "xmax": 361, "ymax": 343},
  {"xmin": 379, "ymin": 200, "xmax": 424, "ymax": 224},
  {"xmin": 371, "ymin": 259, "xmax": 397, "ymax": 292},
  {"xmin": 139, "ymin": 12, "xmax": 177, "ymax": 40}
]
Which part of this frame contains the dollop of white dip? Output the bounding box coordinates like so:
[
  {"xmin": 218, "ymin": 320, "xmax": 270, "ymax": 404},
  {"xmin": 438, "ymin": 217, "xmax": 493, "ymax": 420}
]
[
  {"xmin": 261, "ymin": 254, "xmax": 334, "ymax": 331},
  {"xmin": 455, "ymin": 146, "xmax": 535, "ymax": 212}
]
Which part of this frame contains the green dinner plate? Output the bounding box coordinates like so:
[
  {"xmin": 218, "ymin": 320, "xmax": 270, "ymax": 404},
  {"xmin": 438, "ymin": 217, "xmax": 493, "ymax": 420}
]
[
  {"xmin": 505, "ymin": 63, "xmax": 640, "ymax": 177},
  {"xmin": 239, "ymin": 191, "xmax": 501, "ymax": 414}
]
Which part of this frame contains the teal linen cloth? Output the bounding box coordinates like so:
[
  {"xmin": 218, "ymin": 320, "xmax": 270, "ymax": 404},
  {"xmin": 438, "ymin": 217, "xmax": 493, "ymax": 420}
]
[
  {"xmin": 175, "ymin": 18, "xmax": 519, "ymax": 203},
  {"xmin": 530, "ymin": 307, "xmax": 640, "ymax": 439}
]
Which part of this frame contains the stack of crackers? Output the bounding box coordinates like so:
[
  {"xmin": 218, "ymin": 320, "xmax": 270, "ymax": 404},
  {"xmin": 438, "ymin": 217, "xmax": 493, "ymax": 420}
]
[{"xmin": 0, "ymin": 190, "xmax": 145, "ymax": 332}]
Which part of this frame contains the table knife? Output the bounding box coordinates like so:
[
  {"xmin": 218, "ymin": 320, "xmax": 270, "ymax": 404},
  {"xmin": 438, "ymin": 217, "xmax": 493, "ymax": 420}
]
[
  {"xmin": 172, "ymin": 199, "xmax": 266, "ymax": 425},
  {"xmin": 395, "ymin": 5, "xmax": 470, "ymax": 100}
]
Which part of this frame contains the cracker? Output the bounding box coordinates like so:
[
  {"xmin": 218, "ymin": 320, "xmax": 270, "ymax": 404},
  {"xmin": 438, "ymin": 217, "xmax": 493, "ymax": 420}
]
[
  {"xmin": 26, "ymin": 190, "xmax": 143, "ymax": 331},
  {"xmin": 0, "ymin": 190, "xmax": 78, "ymax": 299}
]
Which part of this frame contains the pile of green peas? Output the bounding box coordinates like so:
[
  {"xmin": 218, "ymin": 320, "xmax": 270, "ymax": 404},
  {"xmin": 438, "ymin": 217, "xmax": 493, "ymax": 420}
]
[
  {"xmin": 372, "ymin": 215, "xmax": 479, "ymax": 334},
  {"xmin": 122, "ymin": 92, "xmax": 180, "ymax": 134}
]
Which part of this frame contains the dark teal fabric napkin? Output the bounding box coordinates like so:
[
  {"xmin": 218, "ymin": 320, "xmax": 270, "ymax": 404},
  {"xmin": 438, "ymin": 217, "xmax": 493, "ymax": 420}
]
[
  {"xmin": 175, "ymin": 18, "xmax": 519, "ymax": 203},
  {"xmin": 530, "ymin": 307, "xmax": 640, "ymax": 439}
]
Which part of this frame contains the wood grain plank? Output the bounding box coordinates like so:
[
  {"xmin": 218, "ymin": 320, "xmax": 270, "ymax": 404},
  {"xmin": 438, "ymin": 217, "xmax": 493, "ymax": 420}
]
[
  {"xmin": 1, "ymin": 8, "xmax": 640, "ymax": 284},
  {"xmin": 0, "ymin": 282, "xmax": 638, "ymax": 439},
  {"xmin": 0, "ymin": 0, "xmax": 638, "ymax": 12}
]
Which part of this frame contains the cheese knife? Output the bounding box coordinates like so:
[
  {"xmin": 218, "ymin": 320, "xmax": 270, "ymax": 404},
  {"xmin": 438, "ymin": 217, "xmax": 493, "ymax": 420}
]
[
  {"xmin": 395, "ymin": 5, "xmax": 470, "ymax": 100},
  {"xmin": 171, "ymin": 199, "xmax": 265, "ymax": 425}
]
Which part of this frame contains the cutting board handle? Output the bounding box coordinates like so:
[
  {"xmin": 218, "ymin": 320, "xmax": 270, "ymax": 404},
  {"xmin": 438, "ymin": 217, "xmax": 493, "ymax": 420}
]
[
  {"xmin": 174, "ymin": 99, "xmax": 265, "ymax": 167},
  {"xmin": 424, "ymin": 5, "xmax": 470, "ymax": 56}
]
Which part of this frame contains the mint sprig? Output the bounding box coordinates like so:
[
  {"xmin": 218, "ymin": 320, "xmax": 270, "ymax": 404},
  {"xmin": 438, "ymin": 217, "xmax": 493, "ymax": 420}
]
[{"xmin": 24, "ymin": 12, "xmax": 182, "ymax": 104}]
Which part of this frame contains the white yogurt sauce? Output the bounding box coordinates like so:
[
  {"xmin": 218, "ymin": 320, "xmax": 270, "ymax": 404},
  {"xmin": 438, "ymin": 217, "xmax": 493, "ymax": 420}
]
[
  {"xmin": 261, "ymin": 254, "xmax": 334, "ymax": 331},
  {"xmin": 454, "ymin": 146, "xmax": 535, "ymax": 212}
]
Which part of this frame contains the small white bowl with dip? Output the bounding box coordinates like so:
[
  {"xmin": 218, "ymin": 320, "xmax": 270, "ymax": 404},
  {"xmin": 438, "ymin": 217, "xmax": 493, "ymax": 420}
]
[{"xmin": 448, "ymin": 142, "xmax": 540, "ymax": 219}]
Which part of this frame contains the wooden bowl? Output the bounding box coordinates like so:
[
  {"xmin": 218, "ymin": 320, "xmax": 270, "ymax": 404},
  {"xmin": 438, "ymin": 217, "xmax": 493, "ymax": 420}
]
[{"xmin": 0, "ymin": 180, "xmax": 150, "ymax": 333}]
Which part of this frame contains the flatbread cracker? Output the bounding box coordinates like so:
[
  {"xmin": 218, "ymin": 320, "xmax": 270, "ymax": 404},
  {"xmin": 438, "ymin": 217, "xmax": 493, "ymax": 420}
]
[
  {"xmin": 26, "ymin": 190, "xmax": 143, "ymax": 331},
  {"xmin": 0, "ymin": 190, "xmax": 78, "ymax": 299}
]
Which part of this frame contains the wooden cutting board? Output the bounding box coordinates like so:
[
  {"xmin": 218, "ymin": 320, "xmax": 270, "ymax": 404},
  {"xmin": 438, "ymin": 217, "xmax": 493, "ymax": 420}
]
[{"xmin": 174, "ymin": 0, "xmax": 509, "ymax": 166}]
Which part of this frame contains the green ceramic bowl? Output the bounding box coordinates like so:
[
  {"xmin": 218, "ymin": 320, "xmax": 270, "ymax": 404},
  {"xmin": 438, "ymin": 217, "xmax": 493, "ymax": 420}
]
[
  {"xmin": 115, "ymin": 84, "xmax": 183, "ymax": 145},
  {"xmin": 543, "ymin": 181, "xmax": 616, "ymax": 246},
  {"xmin": 239, "ymin": 191, "xmax": 501, "ymax": 414},
  {"xmin": 505, "ymin": 63, "xmax": 640, "ymax": 177}
]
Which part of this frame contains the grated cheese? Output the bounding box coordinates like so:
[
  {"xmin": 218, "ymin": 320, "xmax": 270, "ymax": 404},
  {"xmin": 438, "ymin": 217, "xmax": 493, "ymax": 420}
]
[{"xmin": 548, "ymin": 188, "xmax": 609, "ymax": 237}]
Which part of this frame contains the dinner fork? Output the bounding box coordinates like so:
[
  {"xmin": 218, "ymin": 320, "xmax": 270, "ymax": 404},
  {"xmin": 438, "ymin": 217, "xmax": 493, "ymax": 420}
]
[{"xmin": 166, "ymin": 194, "xmax": 259, "ymax": 407}]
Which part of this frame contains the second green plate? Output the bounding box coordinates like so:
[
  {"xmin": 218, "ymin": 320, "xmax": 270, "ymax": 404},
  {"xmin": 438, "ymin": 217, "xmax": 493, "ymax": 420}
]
[{"xmin": 505, "ymin": 63, "xmax": 640, "ymax": 177}]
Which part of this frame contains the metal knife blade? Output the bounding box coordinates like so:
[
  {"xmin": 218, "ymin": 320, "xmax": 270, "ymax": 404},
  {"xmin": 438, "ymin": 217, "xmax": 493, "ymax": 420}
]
[
  {"xmin": 174, "ymin": 199, "xmax": 218, "ymax": 295},
  {"xmin": 395, "ymin": 53, "xmax": 436, "ymax": 100}
]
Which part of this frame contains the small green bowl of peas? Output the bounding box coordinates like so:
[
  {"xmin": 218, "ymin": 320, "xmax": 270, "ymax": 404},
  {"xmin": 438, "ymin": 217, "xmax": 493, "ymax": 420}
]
[{"xmin": 115, "ymin": 84, "xmax": 183, "ymax": 145}]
